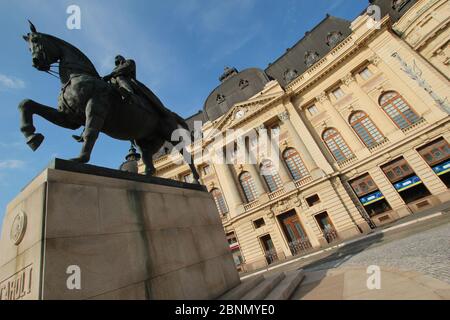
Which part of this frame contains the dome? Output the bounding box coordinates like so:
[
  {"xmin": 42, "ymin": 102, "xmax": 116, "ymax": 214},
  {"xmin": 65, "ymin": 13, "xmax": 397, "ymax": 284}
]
[{"xmin": 203, "ymin": 67, "xmax": 270, "ymax": 121}]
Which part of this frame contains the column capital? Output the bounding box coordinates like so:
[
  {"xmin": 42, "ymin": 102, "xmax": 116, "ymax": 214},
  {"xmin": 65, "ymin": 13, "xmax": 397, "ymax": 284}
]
[
  {"xmin": 368, "ymin": 53, "xmax": 381, "ymax": 66},
  {"xmin": 342, "ymin": 73, "xmax": 356, "ymax": 86},
  {"xmin": 256, "ymin": 124, "xmax": 266, "ymax": 133},
  {"xmin": 278, "ymin": 111, "xmax": 290, "ymax": 123},
  {"xmin": 315, "ymin": 91, "xmax": 329, "ymax": 103}
]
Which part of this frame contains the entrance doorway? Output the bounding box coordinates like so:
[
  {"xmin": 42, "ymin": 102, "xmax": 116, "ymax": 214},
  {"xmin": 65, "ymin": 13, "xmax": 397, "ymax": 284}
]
[
  {"xmin": 278, "ymin": 210, "xmax": 312, "ymax": 256},
  {"xmin": 314, "ymin": 212, "xmax": 338, "ymax": 243},
  {"xmin": 259, "ymin": 234, "xmax": 278, "ymax": 265}
]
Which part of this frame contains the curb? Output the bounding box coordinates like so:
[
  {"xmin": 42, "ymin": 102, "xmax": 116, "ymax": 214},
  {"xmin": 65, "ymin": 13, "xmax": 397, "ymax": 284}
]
[{"xmin": 240, "ymin": 211, "xmax": 444, "ymax": 281}]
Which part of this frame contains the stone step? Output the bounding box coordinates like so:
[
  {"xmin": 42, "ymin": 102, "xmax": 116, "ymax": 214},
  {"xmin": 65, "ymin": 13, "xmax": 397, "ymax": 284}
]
[
  {"xmin": 241, "ymin": 272, "xmax": 286, "ymax": 300},
  {"xmin": 219, "ymin": 275, "xmax": 265, "ymax": 300},
  {"xmin": 265, "ymin": 269, "xmax": 305, "ymax": 300}
]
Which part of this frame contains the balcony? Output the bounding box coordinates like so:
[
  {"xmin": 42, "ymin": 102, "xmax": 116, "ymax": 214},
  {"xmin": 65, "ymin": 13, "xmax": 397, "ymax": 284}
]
[
  {"xmin": 401, "ymin": 118, "xmax": 427, "ymax": 134},
  {"xmin": 264, "ymin": 249, "xmax": 280, "ymax": 265},
  {"xmin": 221, "ymin": 213, "xmax": 230, "ymax": 224},
  {"xmin": 368, "ymin": 137, "xmax": 390, "ymax": 154},
  {"xmin": 294, "ymin": 176, "xmax": 313, "ymax": 189},
  {"xmin": 244, "ymin": 200, "xmax": 260, "ymax": 212},
  {"xmin": 268, "ymin": 187, "xmax": 286, "ymax": 201},
  {"xmin": 288, "ymin": 238, "xmax": 313, "ymax": 256},
  {"xmin": 337, "ymin": 155, "xmax": 358, "ymax": 169},
  {"xmin": 323, "ymin": 227, "xmax": 339, "ymax": 244}
]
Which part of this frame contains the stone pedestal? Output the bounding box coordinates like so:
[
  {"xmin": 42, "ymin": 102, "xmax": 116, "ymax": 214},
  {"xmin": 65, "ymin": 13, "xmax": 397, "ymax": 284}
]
[{"xmin": 0, "ymin": 159, "xmax": 240, "ymax": 300}]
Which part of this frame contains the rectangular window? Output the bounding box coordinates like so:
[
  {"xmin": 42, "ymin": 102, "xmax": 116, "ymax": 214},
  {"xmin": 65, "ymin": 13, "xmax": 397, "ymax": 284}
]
[
  {"xmin": 253, "ymin": 218, "xmax": 266, "ymax": 229},
  {"xmin": 307, "ymin": 105, "xmax": 319, "ymax": 116},
  {"xmin": 332, "ymin": 87, "xmax": 345, "ymax": 99},
  {"xmin": 202, "ymin": 165, "xmax": 211, "ymax": 176},
  {"xmin": 418, "ymin": 138, "xmax": 450, "ymax": 188},
  {"xmin": 381, "ymin": 158, "xmax": 413, "ymax": 183},
  {"xmin": 183, "ymin": 173, "xmax": 194, "ymax": 183},
  {"xmin": 381, "ymin": 157, "xmax": 431, "ymax": 204},
  {"xmin": 359, "ymin": 67, "xmax": 373, "ymax": 80},
  {"xmin": 349, "ymin": 173, "xmax": 391, "ymax": 217},
  {"xmin": 306, "ymin": 194, "xmax": 321, "ymax": 207}
]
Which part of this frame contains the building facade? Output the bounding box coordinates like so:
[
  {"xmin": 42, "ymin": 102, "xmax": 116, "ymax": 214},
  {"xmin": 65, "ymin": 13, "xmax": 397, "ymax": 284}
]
[{"xmin": 144, "ymin": 0, "xmax": 450, "ymax": 272}]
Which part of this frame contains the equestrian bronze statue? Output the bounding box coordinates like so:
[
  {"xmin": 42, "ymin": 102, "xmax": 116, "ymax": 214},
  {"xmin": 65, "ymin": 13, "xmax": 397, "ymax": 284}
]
[{"xmin": 19, "ymin": 21, "xmax": 200, "ymax": 183}]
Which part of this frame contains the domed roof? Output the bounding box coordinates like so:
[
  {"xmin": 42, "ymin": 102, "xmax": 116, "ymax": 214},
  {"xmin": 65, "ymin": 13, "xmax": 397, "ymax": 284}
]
[
  {"xmin": 265, "ymin": 15, "xmax": 352, "ymax": 88},
  {"xmin": 368, "ymin": 0, "xmax": 418, "ymax": 22},
  {"xmin": 203, "ymin": 67, "xmax": 270, "ymax": 121}
]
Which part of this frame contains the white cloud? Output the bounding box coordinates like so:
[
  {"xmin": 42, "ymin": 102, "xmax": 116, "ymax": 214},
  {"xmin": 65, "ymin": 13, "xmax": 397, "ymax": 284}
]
[
  {"xmin": 0, "ymin": 141, "xmax": 25, "ymax": 149},
  {"xmin": 0, "ymin": 160, "xmax": 26, "ymax": 170},
  {"xmin": 0, "ymin": 74, "xmax": 25, "ymax": 90}
]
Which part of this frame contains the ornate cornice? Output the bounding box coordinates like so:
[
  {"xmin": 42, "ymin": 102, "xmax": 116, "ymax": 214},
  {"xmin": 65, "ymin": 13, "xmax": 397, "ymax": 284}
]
[
  {"xmin": 315, "ymin": 92, "xmax": 329, "ymax": 103},
  {"xmin": 368, "ymin": 53, "xmax": 381, "ymax": 66},
  {"xmin": 342, "ymin": 73, "xmax": 356, "ymax": 86},
  {"xmin": 278, "ymin": 111, "xmax": 290, "ymax": 123}
]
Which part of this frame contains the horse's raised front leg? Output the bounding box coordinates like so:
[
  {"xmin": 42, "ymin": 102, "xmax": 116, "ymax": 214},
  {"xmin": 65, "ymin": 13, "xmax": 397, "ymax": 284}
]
[
  {"xmin": 70, "ymin": 99, "xmax": 106, "ymax": 163},
  {"xmin": 18, "ymin": 99, "xmax": 81, "ymax": 151}
]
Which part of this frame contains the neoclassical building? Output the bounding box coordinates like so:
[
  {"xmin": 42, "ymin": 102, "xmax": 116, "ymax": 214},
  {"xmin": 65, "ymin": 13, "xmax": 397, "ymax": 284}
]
[{"xmin": 143, "ymin": 0, "xmax": 450, "ymax": 272}]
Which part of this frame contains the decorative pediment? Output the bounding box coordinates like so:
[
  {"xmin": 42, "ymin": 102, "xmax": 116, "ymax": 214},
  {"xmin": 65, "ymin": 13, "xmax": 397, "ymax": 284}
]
[{"xmin": 213, "ymin": 93, "xmax": 281, "ymax": 131}]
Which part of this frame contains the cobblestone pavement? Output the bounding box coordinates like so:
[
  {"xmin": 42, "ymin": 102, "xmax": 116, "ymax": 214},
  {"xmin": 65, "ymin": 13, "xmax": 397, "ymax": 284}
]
[{"xmin": 305, "ymin": 221, "xmax": 450, "ymax": 283}]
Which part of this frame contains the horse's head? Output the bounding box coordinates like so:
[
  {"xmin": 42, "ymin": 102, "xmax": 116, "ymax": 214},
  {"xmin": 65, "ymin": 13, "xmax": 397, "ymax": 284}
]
[{"xmin": 22, "ymin": 21, "xmax": 59, "ymax": 72}]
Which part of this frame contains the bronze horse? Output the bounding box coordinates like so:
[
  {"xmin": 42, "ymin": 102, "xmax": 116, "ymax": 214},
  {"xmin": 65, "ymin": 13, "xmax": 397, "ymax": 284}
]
[{"xmin": 19, "ymin": 21, "xmax": 200, "ymax": 182}]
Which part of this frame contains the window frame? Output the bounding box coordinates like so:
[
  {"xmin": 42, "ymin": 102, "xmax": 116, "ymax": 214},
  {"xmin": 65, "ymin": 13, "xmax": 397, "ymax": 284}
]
[
  {"xmin": 239, "ymin": 172, "xmax": 258, "ymax": 203},
  {"xmin": 211, "ymin": 188, "xmax": 229, "ymax": 215},
  {"xmin": 322, "ymin": 128, "xmax": 354, "ymax": 162},
  {"xmin": 359, "ymin": 67, "xmax": 373, "ymax": 80},
  {"xmin": 349, "ymin": 111, "xmax": 385, "ymax": 147},
  {"xmin": 260, "ymin": 159, "xmax": 283, "ymax": 193},
  {"xmin": 332, "ymin": 87, "xmax": 345, "ymax": 100},
  {"xmin": 283, "ymin": 148, "xmax": 310, "ymax": 181},
  {"xmin": 379, "ymin": 91, "xmax": 420, "ymax": 129}
]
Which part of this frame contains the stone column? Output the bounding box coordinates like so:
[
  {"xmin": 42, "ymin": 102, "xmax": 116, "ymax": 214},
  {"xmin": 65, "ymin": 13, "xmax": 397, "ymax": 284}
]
[
  {"xmin": 256, "ymin": 125, "xmax": 292, "ymax": 184},
  {"xmin": 278, "ymin": 111, "xmax": 323, "ymax": 179},
  {"xmin": 246, "ymin": 163, "xmax": 267, "ymax": 197},
  {"xmin": 315, "ymin": 92, "xmax": 366, "ymax": 151},
  {"xmin": 212, "ymin": 163, "xmax": 243, "ymax": 213}
]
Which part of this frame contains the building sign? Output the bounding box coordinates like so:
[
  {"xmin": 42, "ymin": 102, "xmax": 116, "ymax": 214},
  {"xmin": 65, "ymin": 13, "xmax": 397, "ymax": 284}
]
[
  {"xmin": 359, "ymin": 191, "xmax": 385, "ymax": 206},
  {"xmin": 394, "ymin": 175, "xmax": 422, "ymax": 192},
  {"xmin": 432, "ymin": 160, "xmax": 450, "ymax": 176}
]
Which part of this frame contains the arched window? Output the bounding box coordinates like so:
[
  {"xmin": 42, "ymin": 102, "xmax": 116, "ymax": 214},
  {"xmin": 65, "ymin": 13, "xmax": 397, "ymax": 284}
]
[
  {"xmin": 350, "ymin": 111, "xmax": 385, "ymax": 147},
  {"xmin": 260, "ymin": 159, "xmax": 283, "ymax": 192},
  {"xmin": 323, "ymin": 128, "xmax": 354, "ymax": 162},
  {"xmin": 211, "ymin": 189, "xmax": 228, "ymax": 215},
  {"xmin": 379, "ymin": 91, "xmax": 420, "ymax": 129},
  {"xmin": 283, "ymin": 149, "xmax": 309, "ymax": 181},
  {"xmin": 239, "ymin": 172, "xmax": 258, "ymax": 203}
]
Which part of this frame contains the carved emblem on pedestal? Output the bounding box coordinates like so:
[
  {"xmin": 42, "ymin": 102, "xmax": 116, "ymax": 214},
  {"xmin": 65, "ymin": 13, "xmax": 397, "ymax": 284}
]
[{"xmin": 10, "ymin": 211, "xmax": 27, "ymax": 246}]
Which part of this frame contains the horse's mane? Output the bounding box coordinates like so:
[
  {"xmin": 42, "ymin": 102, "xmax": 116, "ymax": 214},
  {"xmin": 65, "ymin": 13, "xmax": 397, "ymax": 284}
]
[{"xmin": 42, "ymin": 33, "xmax": 100, "ymax": 78}]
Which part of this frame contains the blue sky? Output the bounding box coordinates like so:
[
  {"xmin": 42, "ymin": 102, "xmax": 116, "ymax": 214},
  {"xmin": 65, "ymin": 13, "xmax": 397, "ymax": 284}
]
[{"xmin": 0, "ymin": 0, "xmax": 367, "ymax": 225}]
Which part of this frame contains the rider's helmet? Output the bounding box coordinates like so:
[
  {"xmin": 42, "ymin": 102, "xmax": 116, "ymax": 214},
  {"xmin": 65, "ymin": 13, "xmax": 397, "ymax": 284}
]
[{"xmin": 115, "ymin": 55, "xmax": 126, "ymax": 66}]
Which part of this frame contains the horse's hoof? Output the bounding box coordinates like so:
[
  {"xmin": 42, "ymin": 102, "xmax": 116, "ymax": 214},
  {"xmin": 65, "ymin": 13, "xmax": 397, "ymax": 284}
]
[{"xmin": 26, "ymin": 134, "xmax": 44, "ymax": 151}]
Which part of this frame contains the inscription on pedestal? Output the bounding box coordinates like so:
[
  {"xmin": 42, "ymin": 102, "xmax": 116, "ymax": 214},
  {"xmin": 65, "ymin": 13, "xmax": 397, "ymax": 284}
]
[{"xmin": 0, "ymin": 264, "xmax": 33, "ymax": 300}]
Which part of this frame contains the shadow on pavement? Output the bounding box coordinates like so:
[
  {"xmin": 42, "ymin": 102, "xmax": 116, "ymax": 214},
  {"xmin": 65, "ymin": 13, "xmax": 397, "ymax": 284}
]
[{"xmin": 291, "ymin": 232, "xmax": 385, "ymax": 299}]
